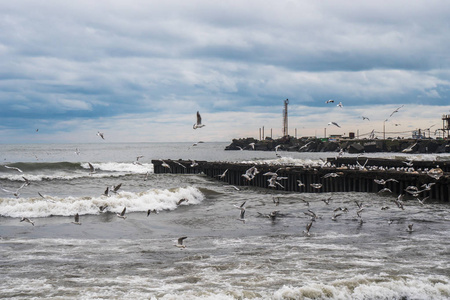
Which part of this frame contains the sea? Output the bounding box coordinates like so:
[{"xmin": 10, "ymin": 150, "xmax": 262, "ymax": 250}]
[{"xmin": 1, "ymin": 142, "xmax": 449, "ymax": 300}]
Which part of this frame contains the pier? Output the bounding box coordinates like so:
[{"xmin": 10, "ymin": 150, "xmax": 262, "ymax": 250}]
[{"xmin": 152, "ymin": 158, "xmax": 450, "ymax": 202}]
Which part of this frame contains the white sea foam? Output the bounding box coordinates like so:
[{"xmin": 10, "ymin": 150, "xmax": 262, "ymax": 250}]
[
  {"xmin": 0, "ymin": 186, "xmax": 204, "ymax": 218},
  {"xmin": 81, "ymin": 162, "xmax": 153, "ymax": 174}
]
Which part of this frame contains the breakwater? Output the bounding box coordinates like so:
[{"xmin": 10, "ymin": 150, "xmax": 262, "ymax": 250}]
[
  {"xmin": 225, "ymin": 136, "xmax": 450, "ymax": 154},
  {"xmin": 152, "ymin": 158, "xmax": 450, "ymax": 202}
]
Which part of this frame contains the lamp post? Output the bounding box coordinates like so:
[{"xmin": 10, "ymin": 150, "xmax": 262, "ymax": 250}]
[{"xmin": 383, "ymin": 119, "xmax": 387, "ymax": 140}]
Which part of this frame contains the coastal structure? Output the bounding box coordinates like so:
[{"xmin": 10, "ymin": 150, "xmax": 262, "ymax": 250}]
[{"xmin": 152, "ymin": 158, "xmax": 450, "ymax": 202}]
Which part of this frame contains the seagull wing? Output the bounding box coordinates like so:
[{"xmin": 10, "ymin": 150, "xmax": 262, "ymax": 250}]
[
  {"xmin": 196, "ymin": 111, "xmax": 202, "ymax": 125},
  {"xmin": 121, "ymin": 207, "xmax": 126, "ymax": 216},
  {"xmin": 178, "ymin": 236, "xmax": 187, "ymax": 245}
]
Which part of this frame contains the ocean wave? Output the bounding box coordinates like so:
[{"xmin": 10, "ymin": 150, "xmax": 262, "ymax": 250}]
[{"xmin": 0, "ymin": 186, "xmax": 204, "ymax": 218}]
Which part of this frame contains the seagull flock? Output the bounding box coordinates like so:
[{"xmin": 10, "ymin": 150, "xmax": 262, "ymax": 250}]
[
  {"xmin": 325, "ymin": 100, "xmax": 405, "ymax": 137},
  {"xmin": 1, "ymin": 111, "xmax": 211, "ymax": 250},
  {"xmin": 217, "ymin": 154, "xmax": 442, "ymax": 235}
]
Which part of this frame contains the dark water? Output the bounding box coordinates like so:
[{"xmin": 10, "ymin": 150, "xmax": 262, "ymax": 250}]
[{"xmin": 1, "ymin": 143, "xmax": 449, "ymax": 299}]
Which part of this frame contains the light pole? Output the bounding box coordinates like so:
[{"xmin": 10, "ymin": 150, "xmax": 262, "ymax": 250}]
[{"xmin": 383, "ymin": 119, "xmax": 387, "ymax": 140}]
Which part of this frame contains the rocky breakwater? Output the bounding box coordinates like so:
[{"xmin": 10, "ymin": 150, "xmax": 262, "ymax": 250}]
[{"xmin": 225, "ymin": 136, "xmax": 450, "ymax": 154}]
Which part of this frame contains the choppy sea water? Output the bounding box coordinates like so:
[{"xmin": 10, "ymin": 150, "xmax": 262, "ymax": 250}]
[{"xmin": 1, "ymin": 143, "xmax": 449, "ymax": 299}]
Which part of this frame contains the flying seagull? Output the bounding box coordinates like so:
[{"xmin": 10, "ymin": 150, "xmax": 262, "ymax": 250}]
[
  {"xmin": 337, "ymin": 102, "xmax": 343, "ymax": 108},
  {"xmin": 328, "ymin": 122, "xmax": 341, "ymax": 128},
  {"xmin": 389, "ymin": 105, "xmax": 404, "ymax": 118},
  {"xmin": 71, "ymin": 213, "xmax": 81, "ymax": 225},
  {"xmin": 97, "ymin": 131, "xmax": 105, "ymax": 140},
  {"xmin": 325, "ymin": 99, "xmax": 334, "ymax": 104},
  {"xmin": 193, "ymin": 111, "xmax": 205, "ymax": 129},
  {"xmin": 88, "ymin": 162, "xmax": 96, "ymax": 175},
  {"xmin": 175, "ymin": 236, "xmax": 187, "ymax": 248},
  {"xmin": 20, "ymin": 217, "xmax": 34, "ymax": 226},
  {"xmin": 362, "ymin": 116, "xmax": 370, "ymax": 121},
  {"xmin": 4, "ymin": 165, "xmax": 23, "ymax": 173},
  {"xmin": 303, "ymin": 221, "xmax": 313, "ymax": 237},
  {"xmin": 117, "ymin": 207, "xmax": 127, "ymax": 219}
]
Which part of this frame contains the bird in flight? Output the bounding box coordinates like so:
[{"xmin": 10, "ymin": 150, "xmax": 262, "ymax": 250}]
[
  {"xmin": 97, "ymin": 131, "xmax": 105, "ymax": 140},
  {"xmin": 325, "ymin": 99, "xmax": 334, "ymax": 104},
  {"xmin": 328, "ymin": 122, "xmax": 341, "ymax": 128},
  {"xmin": 193, "ymin": 111, "xmax": 205, "ymax": 129}
]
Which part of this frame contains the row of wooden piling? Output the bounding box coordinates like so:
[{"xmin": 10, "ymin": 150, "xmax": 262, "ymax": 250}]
[{"xmin": 151, "ymin": 159, "xmax": 450, "ymax": 202}]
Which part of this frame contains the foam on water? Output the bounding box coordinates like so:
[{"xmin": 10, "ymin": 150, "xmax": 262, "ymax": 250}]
[{"xmin": 0, "ymin": 186, "xmax": 204, "ymax": 218}]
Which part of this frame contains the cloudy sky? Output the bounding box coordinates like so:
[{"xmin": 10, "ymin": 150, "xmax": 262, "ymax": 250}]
[{"xmin": 1, "ymin": 0, "xmax": 449, "ymax": 143}]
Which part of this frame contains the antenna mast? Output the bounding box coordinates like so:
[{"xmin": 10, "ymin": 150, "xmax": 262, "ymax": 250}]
[{"xmin": 283, "ymin": 99, "xmax": 289, "ymax": 137}]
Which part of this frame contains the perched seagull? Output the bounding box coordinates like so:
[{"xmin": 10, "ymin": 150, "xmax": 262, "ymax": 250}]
[
  {"xmin": 71, "ymin": 213, "xmax": 82, "ymax": 225},
  {"xmin": 337, "ymin": 102, "xmax": 343, "ymax": 108},
  {"xmin": 175, "ymin": 236, "xmax": 187, "ymax": 248},
  {"xmin": 88, "ymin": 162, "xmax": 96, "ymax": 175},
  {"xmin": 4, "ymin": 165, "xmax": 23, "ymax": 173},
  {"xmin": 97, "ymin": 131, "xmax": 105, "ymax": 140},
  {"xmin": 20, "ymin": 217, "xmax": 34, "ymax": 226},
  {"xmin": 117, "ymin": 207, "xmax": 127, "ymax": 219},
  {"xmin": 325, "ymin": 99, "xmax": 334, "ymax": 104},
  {"xmin": 193, "ymin": 111, "xmax": 205, "ymax": 129},
  {"xmin": 303, "ymin": 222, "xmax": 313, "ymax": 237},
  {"xmin": 328, "ymin": 122, "xmax": 341, "ymax": 128},
  {"xmin": 389, "ymin": 105, "xmax": 404, "ymax": 118}
]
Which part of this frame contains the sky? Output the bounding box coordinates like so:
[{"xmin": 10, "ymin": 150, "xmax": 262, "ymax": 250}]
[{"xmin": 1, "ymin": 0, "xmax": 450, "ymax": 143}]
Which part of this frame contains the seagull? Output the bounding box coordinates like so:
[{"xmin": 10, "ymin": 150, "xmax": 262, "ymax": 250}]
[
  {"xmin": 147, "ymin": 209, "xmax": 157, "ymax": 216},
  {"xmin": 71, "ymin": 213, "xmax": 82, "ymax": 225},
  {"xmin": 177, "ymin": 198, "xmax": 188, "ymax": 205},
  {"xmin": 117, "ymin": 207, "xmax": 127, "ymax": 219},
  {"xmin": 193, "ymin": 111, "xmax": 205, "ymax": 129},
  {"xmin": 389, "ymin": 105, "xmax": 404, "ymax": 118},
  {"xmin": 4, "ymin": 165, "xmax": 23, "ymax": 173},
  {"xmin": 75, "ymin": 148, "xmax": 81, "ymax": 155},
  {"xmin": 299, "ymin": 141, "xmax": 312, "ymax": 151},
  {"xmin": 103, "ymin": 187, "xmax": 110, "ymax": 197},
  {"xmin": 20, "ymin": 217, "xmax": 34, "ymax": 226},
  {"xmin": 99, "ymin": 204, "xmax": 109, "ymax": 212},
  {"xmin": 300, "ymin": 198, "xmax": 310, "ymax": 206},
  {"xmin": 97, "ymin": 131, "xmax": 105, "ymax": 140},
  {"xmin": 247, "ymin": 142, "xmax": 255, "ymax": 150},
  {"xmin": 190, "ymin": 160, "xmax": 199, "ymax": 167},
  {"xmin": 337, "ymin": 102, "xmax": 343, "ymax": 108},
  {"xmin": 88, "ymin": 162, "xmax": 96, "ymax": 175},
  {"xmin": 144, "ymin": 171, "xmax": 149, "ymax": 181},
  {"xmin": 236, "ymin": 146, "xmax": 244, "ymax": 151},
  {"xmin": 234, "ymin": 201, "xmax": 246, "ymax": 210},
  {"xmin": 111, "ymin": 183, "xmax": 122, "ymax": 194},
  {"xmin": 160, "ymin": 160, "xmax": 171, "ymax": 170},
  {"xmin": 304, "ymin": 209, "xmax": 318, "ymax": 221},
  {"xmin": 406, "ymin": 224, "xmax": 414, "ymax": 233},
  {"xmin": 322, "ymin": 197, "xmax": 332, "ymax": 205},
  {"xmin": 133, "ymin": 155, "xmax": 144, "ymax": 165},
  {"xmin": 272, "ymin": 197, "xmax": 280, "ymax": 206},
  {"xmin": 175, "ymin": 236, "xmax": 187, "ymax": 248},
  {"xmin": 297, "ymin": 180, "xmax": 305, "ymax": 187},
  {"xmin": 1, "ymin": 187, "xmax": 21, "ymax": 197},
  {"xmin": 323, "ymin": 172, "xmax": 339, "ymax": 179},
  {"xmin": 355, "ymin": 201, "xmax": 363, "ymax": 209},
  {"xmin": 362, "ymin": 116, "xmax": 370, "ymax": 121},
  {"xmin": 310, "ymin": 183, "xmax": 322, "ymax": 189},
  {"xmin": 331, "ymin": 212, "xmax": 342, "ymax": 221},
  {"xmin": 417, "ymin": 196, "xmax": 429, "ymax": 206},
  {"xmin": 325, "ymin": 99, "xmax": 334, "ymax": 104},
  {"xmin": 217, "ymin": 169, "xmax": 229, "ymax": 179},
  {"xmin": 421, "ymin": 183, "xmax": 435, "ymax": 190},
  {"xmin": 303, "ymin": 222, "xmax": 313, "ymax": 237},
  {"xmin": 237, "ymin": 208, "xmax": 246, "ymax": 223},
  {"xmin": 328, "ymin": 122, "xmax": 341, "ymax": 128}
]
